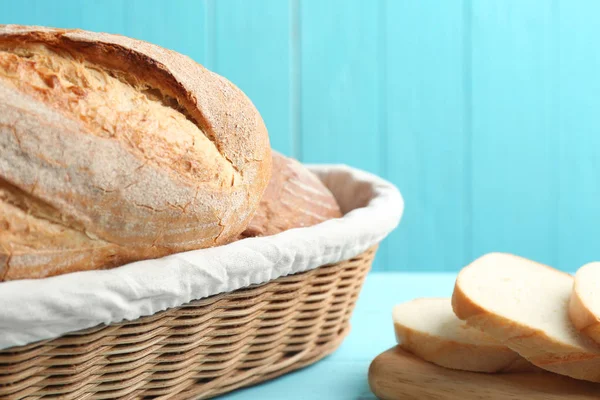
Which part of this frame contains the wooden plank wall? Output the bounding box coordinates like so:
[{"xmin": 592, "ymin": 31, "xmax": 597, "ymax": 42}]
[{"xmin": 2, "ymin": 0, "xmax": 600, "ymax": 272}]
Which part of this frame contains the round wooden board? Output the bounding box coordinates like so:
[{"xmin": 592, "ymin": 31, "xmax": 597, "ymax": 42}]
[{"xmin": 368, "ymin": 347, "xmax": 600, "ymax": 400}]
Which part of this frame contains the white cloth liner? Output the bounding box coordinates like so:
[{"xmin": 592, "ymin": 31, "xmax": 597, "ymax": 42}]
[{"xmin": 0, "ymin": 165, "xmax": 404, "ymax": 350}]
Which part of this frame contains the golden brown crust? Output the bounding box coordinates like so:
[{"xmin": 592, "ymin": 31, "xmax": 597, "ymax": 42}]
[
  {"xmin": 0, "ymin": 25, "xmax": 271, "ymax": 281},
  {"xmin": 0, "ymin": 184, "xmax": 144, "ymax": 280},
  {"xmin": 451, "ymin": 280, "xmax": 488, "ymax": 321},
  {"xmin": 0, "ymin": 249, "xmax": 8, "ymax": 281},
  {"xmin": 570, "ymin": 286, "xmax": 599, "ymax": 332},
  {"xmin": 570, "ymin": 270, "xmax": 600, "ymax": 344},
  {"xmin": 0, "ymin": 44, "xmax": 235, "ymax": 187},
  {"xmin": 240, "ymin": 151, "xmax": 341, "ymax": 238}
]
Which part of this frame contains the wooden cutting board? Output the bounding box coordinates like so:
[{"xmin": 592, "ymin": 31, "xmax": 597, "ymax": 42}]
[{"xmin": 368, "ymin": 347, "xmax": 600, "ymax": 399}]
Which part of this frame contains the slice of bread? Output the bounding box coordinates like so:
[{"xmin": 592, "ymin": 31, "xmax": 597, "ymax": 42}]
[
  {"xmin": 393, "ymin": 298, "xmax": 534, "ymax": 372},
  {"xmin": 452, "ymin": 253, "xmax": 600, "ymax": 382},
  {"xmin": 570, "ymin": 263, "xmax": 600, "ymax": 344}
]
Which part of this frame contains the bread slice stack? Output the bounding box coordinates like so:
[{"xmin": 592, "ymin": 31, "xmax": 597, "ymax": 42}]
[
  {"xmin": 453, "ymin": 253, "xmax": 600, "ymax": 381},
  {"xmin": 393, "ymin": 253, "xmax": 600, "ymax": 383}
]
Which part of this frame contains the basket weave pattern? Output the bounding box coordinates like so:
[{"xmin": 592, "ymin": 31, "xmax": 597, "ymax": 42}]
[{"xmin": 0, "ymin": 247, "xmax": 376, "ymax": 399}]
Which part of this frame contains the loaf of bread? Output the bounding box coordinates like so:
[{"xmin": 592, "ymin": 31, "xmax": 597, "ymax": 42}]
[
  {"xmin": 0, "ymin": 25, "xmax": 271, "ymax": 281},
  {"xmin": 240, "ymin": 151, "xmax": 342, "ymax": 238}
]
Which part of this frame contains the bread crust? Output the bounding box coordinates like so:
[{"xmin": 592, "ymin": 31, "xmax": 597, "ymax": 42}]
[
  {"xmin": 0, "ymin": 25, "xmax": 271, "ymax": 280},
  {"xmin": 453, "ymin": 253, "xmax": 600, "ymax": 382},
  {"xmin": 570, "ymin": 264, "xmax": 600, "ymax": 344},
  {"xmin": 240, "ymin": 151, "xmax": 341, "ymax": 238}
]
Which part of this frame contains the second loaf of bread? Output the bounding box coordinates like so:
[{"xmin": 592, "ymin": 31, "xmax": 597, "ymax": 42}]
[{"xmin": 240, "ymin": 151, "xmax": 342, "ymax": 238}]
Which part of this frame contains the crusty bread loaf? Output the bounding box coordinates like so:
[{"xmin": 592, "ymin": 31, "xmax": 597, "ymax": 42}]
[
  {"xmin": 569, "ymin": 263, "xmax": 600, "ymax": 344},
  {"xmin": 0, "ymin": 25, "xmax": 271, "ymax": 280},
  {"xmin": 452, "ymin": 253, "xmax": 600, "ymax": 382},
  {"xmin": 393, "ymin": 298, "xmax": 534, "ymax": 373},
  {"xmin": 240, "ymin": 151, "xmax": 341, "ymax": 238}
]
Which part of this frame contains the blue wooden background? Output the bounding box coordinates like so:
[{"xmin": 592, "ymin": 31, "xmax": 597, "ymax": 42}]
[{"xmin": 2, "ymin": 0, "xmax": 599, "ymax": 272}]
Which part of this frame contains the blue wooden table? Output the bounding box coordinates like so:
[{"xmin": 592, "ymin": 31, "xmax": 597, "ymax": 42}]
[{"xmin": 217, "ymin": 272, "xmax": 456, "ymax": 400}]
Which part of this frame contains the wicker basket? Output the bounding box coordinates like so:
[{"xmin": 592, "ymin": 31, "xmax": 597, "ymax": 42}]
[{"xmin": 0, "ymin": 246, "xmax": 376, "ymax": 399}]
